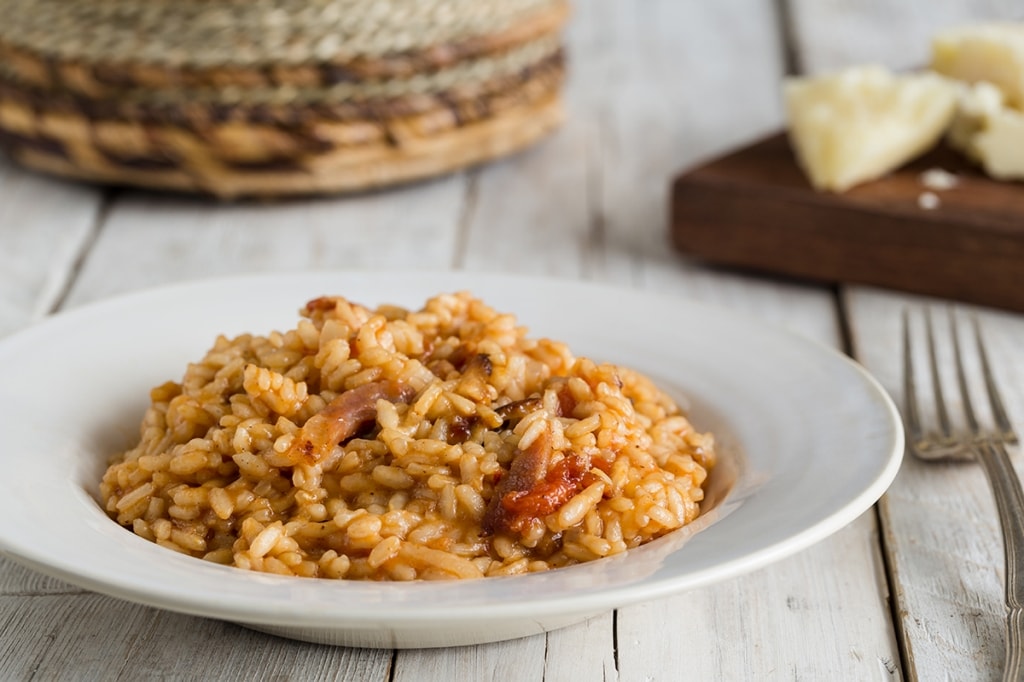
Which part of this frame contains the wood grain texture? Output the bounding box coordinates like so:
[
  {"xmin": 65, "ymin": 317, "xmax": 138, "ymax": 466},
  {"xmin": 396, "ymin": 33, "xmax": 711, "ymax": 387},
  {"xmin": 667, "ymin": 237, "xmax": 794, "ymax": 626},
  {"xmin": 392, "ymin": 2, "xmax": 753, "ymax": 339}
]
[
  {"xmin": 0, "ymin": 593, "xmax": 392, "ymax": 680},
  {"xmin": 394, "ymin": 635, "xmax": 545, "ymax": 682},
  {"xmin": 393, "ymin": 615, "xmax": 618, "ymax": 682},
  {"xmin": 543, "ymin": 613, "xmax": 619, "ymax": 682},
  {"xmin": 0, "ymin": 556, "xmax": 82, "ymax": 596},
  {"xmin": 61, "ymin": 174, "xmax": 467, "ymax": 309},
  {"xmin": 579, "ymin": 0, "xmax": 788, "ymax": 289},
  {"xmin": 458, "ymin": 125, "xmax": 591, "ymax": 278},
  {"xmin": 617, "ymin": 519, "xmax": 899, "ymax": 680},
  {"xmin": 671, "ymin": 134, "xmax": 1024, "ymax": 313},
  {"xmin": 0, "ymin": 156, "xmax": 102, "ymax": 337}
]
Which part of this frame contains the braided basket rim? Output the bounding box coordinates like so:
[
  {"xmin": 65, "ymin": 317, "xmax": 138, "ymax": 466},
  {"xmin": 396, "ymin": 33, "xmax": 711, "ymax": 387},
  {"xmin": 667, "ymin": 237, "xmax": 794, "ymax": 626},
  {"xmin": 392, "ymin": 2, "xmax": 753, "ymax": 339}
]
[{"xmin": 0, "ymin": 0, "xmax": 569, "ymax": 68}]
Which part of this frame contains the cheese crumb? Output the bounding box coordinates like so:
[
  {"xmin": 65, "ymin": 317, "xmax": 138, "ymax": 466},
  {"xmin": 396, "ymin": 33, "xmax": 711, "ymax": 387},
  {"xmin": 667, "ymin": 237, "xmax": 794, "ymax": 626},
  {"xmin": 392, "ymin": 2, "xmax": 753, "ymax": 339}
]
[
  {"xmin": 919, "ymin": 167, "xmax": 959, "ymax": 190},
  {"xmin": 917, "ymin": 191, "xmax": 941, "ymax": 210}
]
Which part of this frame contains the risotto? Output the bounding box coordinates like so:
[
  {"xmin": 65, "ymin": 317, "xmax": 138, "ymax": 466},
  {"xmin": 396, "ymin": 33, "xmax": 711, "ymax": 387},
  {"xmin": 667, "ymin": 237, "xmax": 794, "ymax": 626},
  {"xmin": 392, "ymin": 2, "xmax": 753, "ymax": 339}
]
[{"xmin": 100, "ymin": 292, "xmax": 716, "ymax": 581}]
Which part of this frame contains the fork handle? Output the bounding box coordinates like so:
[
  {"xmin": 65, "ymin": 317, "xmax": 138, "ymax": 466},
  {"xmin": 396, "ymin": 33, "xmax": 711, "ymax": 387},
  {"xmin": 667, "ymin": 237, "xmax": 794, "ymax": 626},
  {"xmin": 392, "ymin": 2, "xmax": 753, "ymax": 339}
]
[
  {"xmin": 976, "ymin": 440, "xmax": 1024, "ymax": 681},
  {"xmin": 1009, "ymin": 607, "xmax": 1024, "ymax": 682}
]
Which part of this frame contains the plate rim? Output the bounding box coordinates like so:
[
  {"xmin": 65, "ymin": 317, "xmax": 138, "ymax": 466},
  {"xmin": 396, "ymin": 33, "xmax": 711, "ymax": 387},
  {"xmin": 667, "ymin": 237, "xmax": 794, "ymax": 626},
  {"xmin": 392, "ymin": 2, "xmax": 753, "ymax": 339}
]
[{"xmin": 0, "ymin": 270, "xmax": 905, "ymax": 632}]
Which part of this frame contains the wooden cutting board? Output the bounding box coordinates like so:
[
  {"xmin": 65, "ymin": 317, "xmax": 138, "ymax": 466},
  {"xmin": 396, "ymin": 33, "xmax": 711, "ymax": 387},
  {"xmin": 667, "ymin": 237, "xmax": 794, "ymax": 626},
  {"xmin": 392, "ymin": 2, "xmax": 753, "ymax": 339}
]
[{"xmin": 670, "ymin": 133, "xmax": 1024, "ymax": 313}]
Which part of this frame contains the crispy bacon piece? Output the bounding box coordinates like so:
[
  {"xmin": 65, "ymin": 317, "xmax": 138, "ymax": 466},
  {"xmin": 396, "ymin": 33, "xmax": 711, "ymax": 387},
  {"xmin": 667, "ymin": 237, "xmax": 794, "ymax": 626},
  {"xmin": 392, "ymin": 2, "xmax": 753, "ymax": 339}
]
[
  {"xmin": 483, "ymin": 429, "xmax": 553, "ymax": 536},
  {"xmin": 284, "ymin": 380, "xmax": 414, "ymax": 466},
  {"xmin": 482, "ymin": 379, "xmax": 590, "ymax": 534},
  {"xmin": 482, "ymin": 429, "xmax": 594, "ymax": 536},
  {"xmin": 500, "ymin": 453, "xmax": 592, "ymax": 532}
]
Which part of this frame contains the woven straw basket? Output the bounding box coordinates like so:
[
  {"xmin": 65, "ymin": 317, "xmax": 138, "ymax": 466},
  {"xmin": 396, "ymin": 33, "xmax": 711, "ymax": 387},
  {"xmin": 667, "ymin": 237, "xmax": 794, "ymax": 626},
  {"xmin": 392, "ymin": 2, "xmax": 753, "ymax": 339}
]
[{"xmin": 0, "ymin": 0, "xmax": 568, "ymax": 198}]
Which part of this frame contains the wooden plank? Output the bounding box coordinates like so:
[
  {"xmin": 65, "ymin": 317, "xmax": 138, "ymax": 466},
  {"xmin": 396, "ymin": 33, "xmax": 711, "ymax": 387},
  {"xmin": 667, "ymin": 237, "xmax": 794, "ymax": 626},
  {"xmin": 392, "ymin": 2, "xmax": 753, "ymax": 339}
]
[
  {"xmin": 586, "ymin": 0, "xmax": 789, "ymax": 288},
  {"xmin": 394, "ymin": 636, "xmax": 545, "ymax": 682},
  {"xmin": 670, "ymin": 134, "xmax": 1024, "ymax": 314},
  {"xmin": 783, "ymin": 0, "xmax": 1022, "ymax": 74},
  {"xmin": 457, "ymin": 127, "xmax": 591, "ymax": 278},
  {"xmin": 0, "ymin": 593, "xmax": 392, "ymax": 681},
  {"xmin": 617, "ymin": 519, "xmax": 900, "ymax": 679},
  {"xmin": 0, "ymin": 557, "xmax": 81, "ymax": 596},
  {"xmin": 543, "ymin": 613, "xmax": 619, "ymax": 682},
  {"xmin": 0, "ymin": 594, "xmax": 154, "ymax": 680},
  {"xmin": 118, "ymin": 616, "xmax": 392, "ymax": 681},
  {"xmin": 61, "ymin": 174, "xmax": 467, "ymax": 309},
  {"xmin": 393, "ymin": 615, "xmax": 615, "ymax": 682},
  {"xmin": 0, "ymin": 157, "xmax": 102, "ymax": 337},
  {"xmin": 844, "ymin": 287, "xmax": 1024, "ymax": 679}
]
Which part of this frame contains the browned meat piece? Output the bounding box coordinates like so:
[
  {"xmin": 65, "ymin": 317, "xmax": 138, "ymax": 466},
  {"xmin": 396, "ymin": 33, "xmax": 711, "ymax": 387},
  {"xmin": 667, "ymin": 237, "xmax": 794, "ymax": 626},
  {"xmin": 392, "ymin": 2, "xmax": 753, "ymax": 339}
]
[
  {"xmin": 482, "ymin": 429, "xmax": 553, "ymax": 536},
  {"xmin": 499, "ymin": 452, "xmax": 591, "ymax": 530},
  {"xmin": 482, "ymin": 427, "xmax": 595, "ymax": 536},
  {"xmin": 284, "ymin": 380, "xmax": 414, "ymax": 466}
]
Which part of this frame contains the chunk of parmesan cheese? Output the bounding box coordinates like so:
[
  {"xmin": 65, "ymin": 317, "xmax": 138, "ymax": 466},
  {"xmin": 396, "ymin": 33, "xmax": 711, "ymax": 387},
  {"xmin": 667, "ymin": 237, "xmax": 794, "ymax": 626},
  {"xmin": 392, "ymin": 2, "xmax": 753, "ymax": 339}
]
[
  {"xmin": 932, "ymin": 23, "xmax": 1024, "ymax": 107},
  {"xmin": 784, "ymin": 65, "xmax": 957, "ymax": 192},
  {"xmin": 948, "ymin": 80, "xmax": 1024, "ymax": 180}
]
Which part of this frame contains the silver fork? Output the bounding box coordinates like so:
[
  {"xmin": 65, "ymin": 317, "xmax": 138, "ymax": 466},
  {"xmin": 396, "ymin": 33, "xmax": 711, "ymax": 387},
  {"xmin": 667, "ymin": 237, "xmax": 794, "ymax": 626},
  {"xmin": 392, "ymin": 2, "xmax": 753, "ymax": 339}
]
[{"xmin": 903, "ymin": 309, "xmax": 1024, "ymax": 681}]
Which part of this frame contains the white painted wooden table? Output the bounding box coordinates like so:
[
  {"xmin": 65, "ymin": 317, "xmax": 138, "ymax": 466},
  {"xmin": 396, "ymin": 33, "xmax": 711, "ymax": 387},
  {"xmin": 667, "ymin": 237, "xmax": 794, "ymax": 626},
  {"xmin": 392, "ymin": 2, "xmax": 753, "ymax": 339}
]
[{"xmin": 2, "ymin": 2, "xmax": 1023, "ymax": 679}]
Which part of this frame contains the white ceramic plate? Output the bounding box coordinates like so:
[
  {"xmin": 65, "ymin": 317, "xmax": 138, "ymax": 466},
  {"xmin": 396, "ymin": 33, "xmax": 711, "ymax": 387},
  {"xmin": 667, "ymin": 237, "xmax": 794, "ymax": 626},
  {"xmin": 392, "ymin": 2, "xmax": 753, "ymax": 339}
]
[{"xmin": 0, "ymin": 272, "xmax": 903, "ymax": 648}]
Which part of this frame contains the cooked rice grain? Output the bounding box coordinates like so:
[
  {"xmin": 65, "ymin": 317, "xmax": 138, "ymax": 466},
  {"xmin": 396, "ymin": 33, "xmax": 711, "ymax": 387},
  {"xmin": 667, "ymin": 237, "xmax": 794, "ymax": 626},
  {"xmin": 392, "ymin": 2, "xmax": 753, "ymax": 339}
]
[{"xmin": 100, "ymin": 292, "xmax": 716, "ymax": 580}]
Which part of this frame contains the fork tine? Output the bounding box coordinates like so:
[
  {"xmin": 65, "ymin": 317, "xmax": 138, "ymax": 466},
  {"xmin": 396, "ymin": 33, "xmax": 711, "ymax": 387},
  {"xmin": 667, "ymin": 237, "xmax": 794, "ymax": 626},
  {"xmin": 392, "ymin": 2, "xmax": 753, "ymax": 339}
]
[
  {"xmin": 950, "ymin": 312, "xmax": 981, "ymax": 436},
  {"xmin": 925, "ymin": 308, "xmax": 953, "ymax": 439},
  {"xmin": 973, "ymin": 315, "xmax": 1019, "ymax": 445},
  {"xmin": 902, "ymin": 310, "xmax": 924, "ymax": 449}
]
